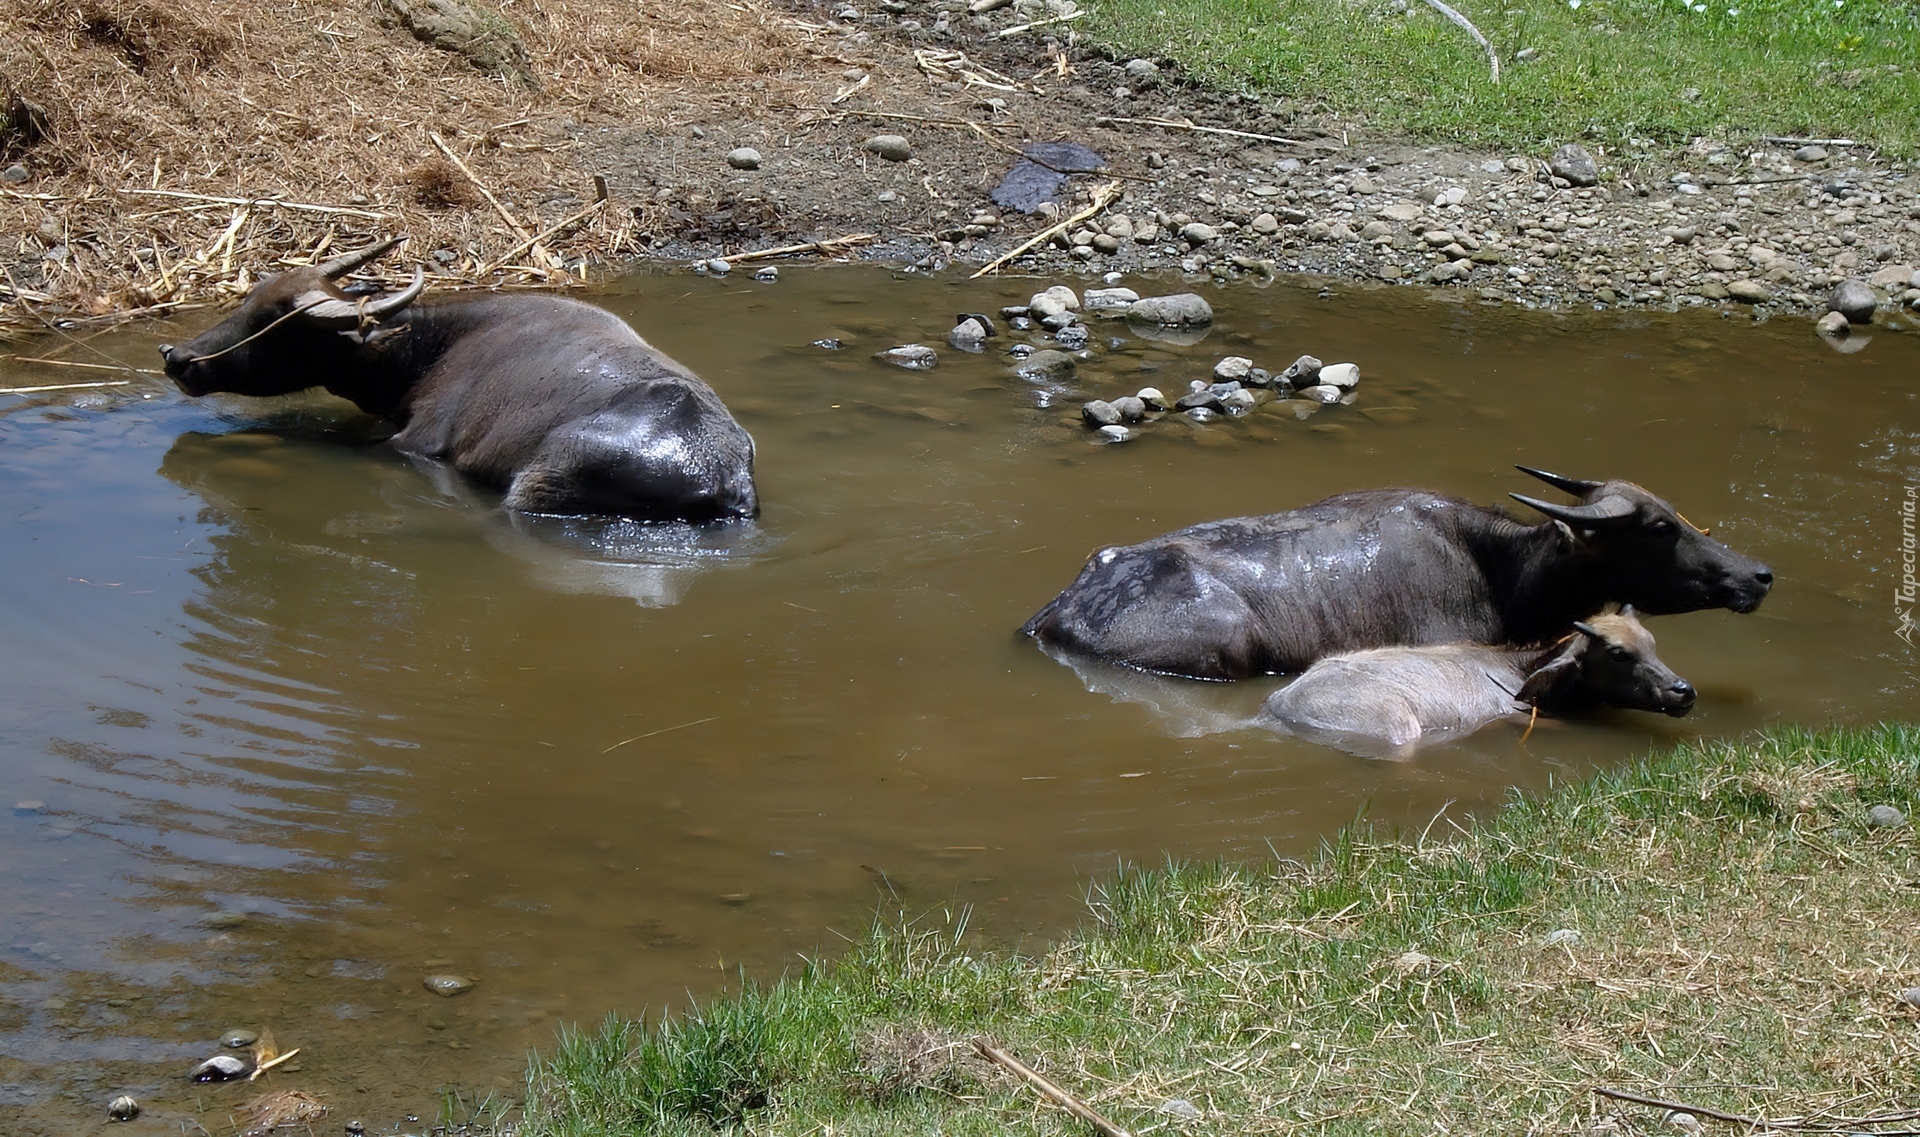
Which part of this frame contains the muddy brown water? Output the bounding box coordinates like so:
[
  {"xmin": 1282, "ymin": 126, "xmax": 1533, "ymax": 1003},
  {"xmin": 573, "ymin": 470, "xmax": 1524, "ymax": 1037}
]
[{"xmin": 2, "ymin": 267, "xmax": 1916, "ymax": 1132}]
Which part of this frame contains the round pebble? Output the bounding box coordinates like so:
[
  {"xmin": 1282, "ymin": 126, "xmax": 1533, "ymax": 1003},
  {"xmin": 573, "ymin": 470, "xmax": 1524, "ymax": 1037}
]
[
  {"xmin": 220, "ymin": 1028, "xmax": 259, "ymax": 1048},
  {"xmin": 706, "ymin": 258, "xmax": 732, "ymax": 276},
  {"xmin": 1897, "ymin": 987, "xmax": 1920, "ymax": 1007},
  {"xmin": 423, "ymin": 973, "xmax": 477, "ymax": 997},
  {"xmin": 1097, "ymin": 424, "xmax": 1131, "ymax": 442},
  {"xmin": 108, "ymin": 1095, "xmax": 140, "ymax": 1122},
  {"xmin": 861, "ymin": 134, "xmax": 912, "ymax": 162},
  {"xmin": 753, "ymin": 266, "xmax": 778, "ymax": 282},
  {"xmin": 14, "ymin": 800, "xmax": 45, "ymax": 812},
  {"xmin": 189, "ymin": 1055, "xmax": 249, "ymax": 1082},
  {"xmin": 725, "ymin": 147, "xmax": 762, "ymax": 170},
  {"xmin": 1865, "ymin": 804, "xmax": 1906, "ymax": 828}
]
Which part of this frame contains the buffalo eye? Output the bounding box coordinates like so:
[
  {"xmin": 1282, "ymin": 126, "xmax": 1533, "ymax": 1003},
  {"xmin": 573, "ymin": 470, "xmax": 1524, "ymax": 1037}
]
[
  {"xmin": 1607, "ymin": 646, "xmax": 1633, "ymax": 661},
  {"xmin": 1648, "ymin": 518, "xmax": 1675, "ymax": 536}
]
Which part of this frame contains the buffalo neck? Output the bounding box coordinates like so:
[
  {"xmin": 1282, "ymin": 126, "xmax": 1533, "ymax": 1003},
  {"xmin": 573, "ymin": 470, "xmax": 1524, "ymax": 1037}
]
[
  {"xmin": 1464, "ymin": 513, "xmax": 1611, "ymax": 646},
  {"xmin": 316, "ymin": 301, "xmax": 489, "ymax": 420}
]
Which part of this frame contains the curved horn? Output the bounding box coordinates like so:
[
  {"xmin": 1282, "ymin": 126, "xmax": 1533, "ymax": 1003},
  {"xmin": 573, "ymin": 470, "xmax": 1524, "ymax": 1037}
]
[
  {"xmin": 1571, "ymin": 620, "xmax": 1601, "ymax": 638},
  {"xmin": 363, "ymin": 267, "xmax": 425, "ymax": 319},
  {"xmin": 292, "ymin": 269, "xmax": 425, "ymax": 329},
  {"xmin": 1515, "ymin": 465, "xmax": 1602, "ymax": 496},
  {"xmin": 317, "ymin": 236, "xmax": 406, "ymax": 279},
  {"xmin": 1511, "ymin": 492, "xmax": 1637, "ymax": 528}
]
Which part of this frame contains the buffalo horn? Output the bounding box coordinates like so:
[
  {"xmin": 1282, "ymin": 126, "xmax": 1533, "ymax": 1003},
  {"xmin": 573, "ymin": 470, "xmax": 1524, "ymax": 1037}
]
[
  {"xmin": 1571, "ymin": 620, "xmax": 1601, "ymax": 638},
  {"xmin": 316, "ymin": 236, "xmax": 406, "ymax": 279},
  {"xmin": 294, "ymin": 268, "xmax": 426, "ymax": 328},
  {"xmin": 1514, "ymin": 465, "xmax": 1602, "ymax": 495},
  {"xmin": 1510, "ymin": 492, "xmax": 1637, "ymax": 528}
]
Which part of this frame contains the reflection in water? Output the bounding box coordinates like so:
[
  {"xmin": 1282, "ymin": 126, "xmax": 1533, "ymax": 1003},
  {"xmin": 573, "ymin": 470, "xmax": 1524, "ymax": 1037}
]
[{"xmin": 0, "ymin": 266, "xmax": 1916, "ymax": 1133}]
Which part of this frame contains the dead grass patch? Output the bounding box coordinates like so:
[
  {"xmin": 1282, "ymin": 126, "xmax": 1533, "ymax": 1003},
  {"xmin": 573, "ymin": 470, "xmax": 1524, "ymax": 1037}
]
[{"xmin": 0, "ymin": 0, "xmax": 826, "ymax": 327}]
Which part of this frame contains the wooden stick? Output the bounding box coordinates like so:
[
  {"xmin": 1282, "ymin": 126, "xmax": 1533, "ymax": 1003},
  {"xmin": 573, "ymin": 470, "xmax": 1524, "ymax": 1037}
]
[
  {"xmin": 973, "ymin": 1040, "xmax": 1131, "ymax": 1137},
  {"xmin": 715, "ymin": 233, "xmax": 876, "ymax": 267},
  {"xmin": 2, "ymin": 379, "xmax": 134, "ymax": 394},
  {"xmin": 1423, "ymin": 0, "xmax": 1500, "ymax": 83},
  {"xmin": 11, "ymin": 356, "xmax": 161, "ymax": 374},
  {"xmin": 1094, "ymin": 115, "xmax": 1340, "ymax": 149},
  {"xmin": 481, "ymin": 199, "xmax": 608, "ymax": 276},
  {"xmin": 997, "ymin": 11, "xmax": 1085, "ymax": 35},
  {"xmin": 1591, "ymin": 1088, "xmax": 1762, "ymax": 1127},
  {"xmin": 969, "ymin": 181, "xmax": 1120, "ymax": 279},
  {"xmin": 1593, "ymin": 1088, "xmax": 1920, "ymax": 1134},
  {"xmin": 430, "ymin": 132, "xmax": 534, "ymax": 244},
  {"xmin": 115, "ymin": 188, "xmax": 389, "ymax": 220},
  {"xmin": 1764, "ymin": 136, "xmax": 1857, "ymax": 147},
  {"xmin": 247, "ymin": 1048, "xmax": 299, "ymax": 1082}
]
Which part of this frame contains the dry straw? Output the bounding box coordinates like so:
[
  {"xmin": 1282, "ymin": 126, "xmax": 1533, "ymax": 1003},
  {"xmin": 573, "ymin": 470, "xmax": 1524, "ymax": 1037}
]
[{"xmin": 0, "ymin": 0, "xmax": 823, "ymax": 332}]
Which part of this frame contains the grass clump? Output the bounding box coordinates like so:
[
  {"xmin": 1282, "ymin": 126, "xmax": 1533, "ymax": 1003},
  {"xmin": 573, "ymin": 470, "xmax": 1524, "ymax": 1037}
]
[
  {"xmin": 1088, "ymin": 0, "xmax": 1920, "ymax": 156},
  {"xmin": 523, "ymin": 724, "xmax": 1920, "ymax": 1135}
]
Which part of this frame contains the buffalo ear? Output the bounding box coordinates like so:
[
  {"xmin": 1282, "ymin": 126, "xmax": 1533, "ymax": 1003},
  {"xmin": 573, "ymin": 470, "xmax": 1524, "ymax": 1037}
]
[
  {"xmin": 1510, "ymin": 492, "xmax": 1637, "ymax": 529},
  {"xmin": 1517, "ymin": 639, "xmax": 1585, "ymax": 705}
]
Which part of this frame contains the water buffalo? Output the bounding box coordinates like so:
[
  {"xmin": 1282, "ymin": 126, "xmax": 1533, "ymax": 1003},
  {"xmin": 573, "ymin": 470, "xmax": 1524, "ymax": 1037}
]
[
  {"xmin": 159, "ymin": 239, "xmax": 758, "ymax": 521},
  {"xmin": 1022, "ymin": 467, "xmax": 1772, "ymax": 680},
  {"xmin": 1259, "ymin": 606, "xmax": 1694, "ymax": 759}
]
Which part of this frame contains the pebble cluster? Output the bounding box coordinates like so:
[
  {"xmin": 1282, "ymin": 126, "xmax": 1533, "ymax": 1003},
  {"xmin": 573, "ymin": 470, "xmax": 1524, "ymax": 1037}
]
[{"xmin": 1077, "ymin": 346, "xmax": 1359, "ymax": 443}]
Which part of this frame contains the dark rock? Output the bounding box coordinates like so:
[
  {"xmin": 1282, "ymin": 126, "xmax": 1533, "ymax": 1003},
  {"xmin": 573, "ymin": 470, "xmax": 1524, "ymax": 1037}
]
[
  {"xmin": 862, "ymin": 134, "xmax": 913, "ymax": 161},
  {"xmin": 1111, "ymin": 395, "xmax": 1148, "ymax": 422},
  {"xmin": 726, "ymin": 147, "xmax": 762, "ymax": 170},
  {"xmin": 1830, "ymin": 279, "xmax": 1876, "ymax": 322},
  {"xmin": 1175, "ymin": 389, "xmax": 1225, "ymax": 412},
  {"xmin": 989, "ymin": 142, "xmax": 1105, "ymax": 213},
  {"xmin": 1081, "ymin": 399, "xmax": 1121, "ymax": 427},
  {"xmin": 1053, "ymin": 325, "xmax": 1089, "ymax": 349},
  {"xmin": 1281, "ymin": 354, "xmax": 1322, "ymax": 386},
  {"xmin": 956, "ymin": 312, "xmax": 998, "ymax": 337}
]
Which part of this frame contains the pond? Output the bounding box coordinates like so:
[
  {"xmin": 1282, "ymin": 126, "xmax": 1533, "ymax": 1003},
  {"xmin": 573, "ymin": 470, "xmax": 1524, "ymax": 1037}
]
[{"xmin": 1, "ymin": 266, "xmax": 1915, "ymax": 1132}]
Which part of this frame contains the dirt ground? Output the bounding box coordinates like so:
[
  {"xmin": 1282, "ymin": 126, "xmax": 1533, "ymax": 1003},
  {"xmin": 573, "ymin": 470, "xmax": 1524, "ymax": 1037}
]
[{"xmin": 3, "ymin": 0, "xmax": 1918, "ymax": 336}]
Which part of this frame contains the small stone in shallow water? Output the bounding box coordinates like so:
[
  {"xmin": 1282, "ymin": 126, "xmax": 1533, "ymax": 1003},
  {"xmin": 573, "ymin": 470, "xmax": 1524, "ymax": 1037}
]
[
  {"xmin": 189, "ymin": 1055, "xmax": 249, "ymax": 1082},
  {"xmin": 1829, "ymin": 279, "xmax": 1876, "ymax": 323},
  {"xmin": 14, "ymin": 800, "xmax": 45, "ymax": 812},
  {"xmin": 423, "ymin": 973, "xmax": 477, "ymax": 997},
  {"xmin": 1136, "ymin": 386, "xmax": 1168, "ymax": 410},
  {"xmin": 1220, "ymin": 389, "xmax": 1258, "ymax": 414},
  {"xmin": 1052, "ymin": 325, "xmax": 1089, "ymax": 350},
  {"xmin": 725, "ymin": 147, "xmax": 762, "ymax": 170},
  {"xmin": 875, "ymin": 345, "xmax": 938, "ymax": 370},
  {"xmin": 1213, "ymin": 356, "xmax": 1253, "ymax": 381},
  {"xmin": 1082, "ymin": 286, "xmax": 1138, "ymax": 311},
  {"xmin": 1015, "ymin": 349, "xmax": 1076, "ymax": 378},
  {"xmin": 950, "ymin": 318, "xmax": 989, "ymax": 342},
  {"xmin": 1111, "ymin": 396, "xmax": 1147, "ymax": 422},
  {"xmin": 1866, "ymin": 804, "xmax": 1906, "ymax": 828},
  {"xmin": 1318, "ymin": 362, "xmax": 1360, "ymax": 389},
  {"xmin": 220, "ymin": 1028, "xmax": 259, "ymax": 1048},
  {"xmin": 1028, "ymin": 285, "xmax": 1080, "ymax": 318},
  {"xmin": 706, "ymin": 258, "xmax": 731, "ymax": 276},
  {"xmin": 1281, "ymin": 355, "xmax": 1322, "ymax": 386},
  {"xmin": 1175, "ymin": 389, "xmax": 1225, "ymax": 412},
  {"xmin": 1184, "ymin": 406, "xmax": 1218, "ymax": 422},
  {"xmin": 108, "ymin": 1095, "xmax": 139, "ymax": 1122},
  {"xmin": 1815, "ymin": 310, "xmax": 1851, "ymax": 336},
  {"xmin": 1128, "ymin": 293, "xmax": 1213, "ymax": 326},
  {"xmin": 1081, "ymin": 400, "xmax": 1121, "ymax": 427},
  {"xmin": 1296, "ymin": 384, "xmax": 1343, "ymax": 404},
  {"xmin": 753, "ymin": 266, "xmax": 778, "ymax": 282},
  {"xmin": 1097, "ymin": 424, "xmax": 1132, "ymax": 442},
  {"xmin": 201, "ymin": 911, "xmax": 248, "ymax": 930},
  {"xmin": 812, "ymin": 338, "xmax": 845, "ymax": 350}
]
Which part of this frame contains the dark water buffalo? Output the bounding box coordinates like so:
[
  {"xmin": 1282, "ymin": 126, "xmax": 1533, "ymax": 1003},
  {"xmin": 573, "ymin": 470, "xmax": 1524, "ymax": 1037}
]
[
  {"xmin": 1259, "ymin": 606, "xmax": 1694, "ymax": 759},
  {"xmin": 1022, "ymin": 467, "xmax": 1772, "ymax": 680},
  {"xmin": 160, "ymin": 239, "xmax": 757, "ymax": 521}
]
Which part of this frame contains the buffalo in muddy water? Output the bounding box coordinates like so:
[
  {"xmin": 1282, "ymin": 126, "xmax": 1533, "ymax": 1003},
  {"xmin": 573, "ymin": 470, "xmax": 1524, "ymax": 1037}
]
[
  {"xmin": 159, "ymin": 239, "xmax": 758, "ymax": 521},
  {"xmin": 1259, "ymin": 606, "xmax": 1694, "ymax": 760},
  {"xmin": 1022, "ymin": 467, "xmax": 1772, "ymax": 680}
]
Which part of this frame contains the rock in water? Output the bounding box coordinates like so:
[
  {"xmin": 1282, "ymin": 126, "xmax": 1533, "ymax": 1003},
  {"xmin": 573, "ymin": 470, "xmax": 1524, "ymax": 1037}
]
[
  {"xmin": 875, "ymin": 345, "xmax": 938, "ymax": 370},
  {"xmin": 1135, "ymin": 386, "xmax": 1168, "ymax": 410},
  {"xmin": 1815, "ymin": 310, "xmax": 1851, "ymax": 336},
  {"xmin": 1829, "ymin": 279, "xmax": 1876, "ymax": 322},
  {"xmin": 862, "ymin": 134, "xmax": 913, "ymax": 161},
  {"xmin": 725, "ymin": 147, "xmax": 762, "ymax": 170},
  {"xmin": 1127, "ymin": 293, "xmax": 1213, "ymax": 326},
  {"xmin": 1097, "ymin": 424, "xmax": 1132, "ymax": 442},
  {"xmin": 1317, "ymin": 362, "xmax": 1360, "ymax": 389},
  {"xmin": 1081, "ymin": 400, "xmax": 1121, "ymax": 427},
  {"xmin": 950, "ymin": 318, "xmax": 989, "ymax": 343},
  {"xmin": 1213, "ymin": 356, "xmax": 1254, "ymax": 381},
  {"xmin": 1296, "ymin": 384, "xmax": 1343, "ymax": 404},
  {"xmin": 1281, "ymin": 354, "xmax": 1322, "ymax": 386},
  {"xmin": 1014, "ymin": 349, "xmax": 1077, "ymax": 379},
  {"xmin": 1028, "ymin": 285, "xmax": 1081, "ymax": 318},
  {"xmin": 1548, "ymin": 143, "xmax": 1599, "ymax": 187},
  {"xmin": 1111, "ymin": 395, "xmax": 1147, "ymax": 422},
  {"xmin": 423, "ymin": 973, "xmax": 477, "ymax": 997},
  {"xmin": 1082, "ymin": 287, "xmax": 1138, "ymax": 311},
  {"xmin": 189, "ymin": 1055, "xmax": 250, "ymax": 1082},
  {"xmin": 220, "ymin": 1028, "xmax": 260, "ymax": 1048},
  {"xmin": 108, "ymin": 1095, "xmax": 140, "ymax": 1122}
]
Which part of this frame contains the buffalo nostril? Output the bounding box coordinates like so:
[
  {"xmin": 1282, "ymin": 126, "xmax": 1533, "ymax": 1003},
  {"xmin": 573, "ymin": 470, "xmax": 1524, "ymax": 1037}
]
[
  {"xmin": 158, "ymin": 344, "xmax": 174, "ymax": 359},
  {"xmin": 1671, "ymin": 680, "xmax": 1695, "ymax": 699},
  {"xmin": 1753, "ymin": 568, "xmax": 1773, "ymax": 586}
]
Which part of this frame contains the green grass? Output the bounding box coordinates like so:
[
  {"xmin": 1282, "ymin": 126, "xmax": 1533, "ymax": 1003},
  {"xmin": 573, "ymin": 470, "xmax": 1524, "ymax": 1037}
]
[
  {"xmin": 1086, "ymin": 0, "xmax": 1920, "ymax": 156},
  {"xmin": 521, "ymin": 724, "xmax": 1920, "ymax": 1135}
]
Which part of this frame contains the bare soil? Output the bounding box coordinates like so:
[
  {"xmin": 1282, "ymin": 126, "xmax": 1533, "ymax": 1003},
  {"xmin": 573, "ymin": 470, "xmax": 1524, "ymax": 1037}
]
[{"xmin": 3, "ymin": 0, "xmax": 1919, "ymax": 339}]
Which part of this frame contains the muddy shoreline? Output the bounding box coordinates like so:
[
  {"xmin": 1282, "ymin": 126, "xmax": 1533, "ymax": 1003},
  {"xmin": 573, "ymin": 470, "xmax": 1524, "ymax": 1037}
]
[{"xmin": 5, "ymin": 0, "xmax": 1920, "ymax": 333}]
